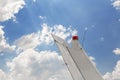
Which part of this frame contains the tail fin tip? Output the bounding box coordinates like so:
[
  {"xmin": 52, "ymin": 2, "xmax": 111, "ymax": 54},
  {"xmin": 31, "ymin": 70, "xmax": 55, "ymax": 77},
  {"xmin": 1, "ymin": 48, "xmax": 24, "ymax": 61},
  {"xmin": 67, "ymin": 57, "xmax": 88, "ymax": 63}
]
[{"xmin": 72, "ymin": 36, "xmax": 79, "ymax": 40}]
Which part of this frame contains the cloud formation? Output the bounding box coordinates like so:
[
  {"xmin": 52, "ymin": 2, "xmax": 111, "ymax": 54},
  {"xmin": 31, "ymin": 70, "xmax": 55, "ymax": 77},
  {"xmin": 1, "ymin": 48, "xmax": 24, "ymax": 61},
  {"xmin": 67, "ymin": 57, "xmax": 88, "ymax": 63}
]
[
  {"xmin": 14, "ymin": 23, "xmax": 77, "ymax": 51},
  {"xmin": 102, "ymin": 46, "xmax": 120, "ymax": 80},
  {"xmin": 103, "ymin": 60, "xmax": 120, "ymax": 80},
  {"xmin": 6, "ymin": 49, "xmax": 72, "ymax": 80},
  {"xmin": 112, "ymin": 0, "xmax": 120, "ymax": 10},
  {"xmin": 113, "ymin": 48, "xmax": 120, "ymax": 55},
  {"xmin": 103, "ymin": 48, "xmax": 120, "ymax": 80},
  {"xmin": 0, "ymin": 0, "xmax": 25, "ymax": 22},
  {"xmin": 0, "ymin": 50, "xmax": 72, "ymax": 80},
  {"xmin": 39, "ymin": 16, "xmax": 46, "ymax": 20}
]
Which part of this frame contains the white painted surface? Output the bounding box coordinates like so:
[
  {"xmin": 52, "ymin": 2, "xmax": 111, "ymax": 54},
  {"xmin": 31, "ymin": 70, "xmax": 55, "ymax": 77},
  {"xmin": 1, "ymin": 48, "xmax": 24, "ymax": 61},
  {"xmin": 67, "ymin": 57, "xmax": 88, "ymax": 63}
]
[{"xmin": 52, "ymin": 34, "xmax": 104, "ymax": 80}]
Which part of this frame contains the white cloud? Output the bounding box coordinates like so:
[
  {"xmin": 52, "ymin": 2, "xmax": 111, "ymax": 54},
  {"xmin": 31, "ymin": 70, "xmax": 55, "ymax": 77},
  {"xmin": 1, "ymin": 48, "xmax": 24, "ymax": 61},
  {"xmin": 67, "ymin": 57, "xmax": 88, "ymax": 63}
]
[
  {"xmin": 39, "ymin": 23, "xmax": 77, "ymax": 44},
  {"xmin": 112, "ymin": 61, "xmax": 120, "ymax": 79},
  {"xmin": 0, "ymin": 69, "xmax": 7, "ymax": 80},
  {"xmin": 33, "ymin": 0, "xmax": 36, "ymax": 2},
  {"xmin": 89, "ymin": 56, "xmax": 96, "ymax": 67},
  {"xmin": 14, "ymin": 23, "xmax": 77, "ymax": 51},
  {"xmin": 39, "ymin": 16, "xmax": 46, "ymax": 20},
  {"xmin": 14, "ymin": 32, "xmax": 40, "ymax": 52},
  {"xmin": 112, "ymin": 0, "xmax": 120, "ymax": 10},
  {"xmin": 0, "ymin": 0, "xmax": 25, "ymax": 22},
  {"xmin": 5, "ymin": 49, "xmax": 72, "ymax": 80},
  {"xmin": 113, "ymin": 48, "xmax": 120, "ymax": 55},
  {"xmin": 103, "ymin": 72, "xmax": 113, "ymax": 80},
  {"xmin": 103, "ymin": 48, "xmax": 120, "ymax": 80},
  {"xmin": 0, "ymin": 26, "xmax": 16, "ymax": 53},
  {"xmin": 103, "ymin": 60, "xmax": 120, "ymax": 80}
]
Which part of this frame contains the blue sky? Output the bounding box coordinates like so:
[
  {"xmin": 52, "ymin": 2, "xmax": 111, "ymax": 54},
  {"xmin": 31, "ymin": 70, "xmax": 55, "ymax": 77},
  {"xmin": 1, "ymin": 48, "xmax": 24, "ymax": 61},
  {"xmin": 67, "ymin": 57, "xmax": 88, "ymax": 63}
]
[{"xmin": 0, "ymin": 0, "xmax": 120, "ymax": 80}]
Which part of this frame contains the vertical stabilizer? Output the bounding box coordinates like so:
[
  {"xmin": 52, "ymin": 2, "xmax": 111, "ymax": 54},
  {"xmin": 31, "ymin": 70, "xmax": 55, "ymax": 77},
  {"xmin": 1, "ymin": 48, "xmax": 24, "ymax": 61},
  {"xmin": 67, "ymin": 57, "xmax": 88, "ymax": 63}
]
[
  {"xmin": 70, "ymin": 36, "xmax": 104, "ymax": 80},
  {"xmin": 52, "ymin": 34, "xmax": 104, "ymax": 80}
]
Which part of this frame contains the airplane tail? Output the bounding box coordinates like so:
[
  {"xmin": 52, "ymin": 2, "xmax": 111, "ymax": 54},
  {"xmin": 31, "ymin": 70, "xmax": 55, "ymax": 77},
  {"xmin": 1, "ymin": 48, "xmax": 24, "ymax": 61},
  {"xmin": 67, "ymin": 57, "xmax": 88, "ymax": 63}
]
[{"xmin": 52, "ymin": 34, "xmax": 104, "ymax": 80}]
